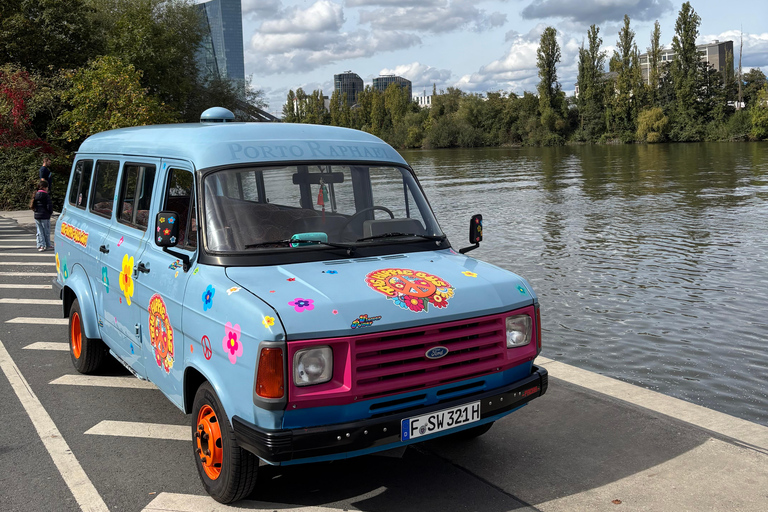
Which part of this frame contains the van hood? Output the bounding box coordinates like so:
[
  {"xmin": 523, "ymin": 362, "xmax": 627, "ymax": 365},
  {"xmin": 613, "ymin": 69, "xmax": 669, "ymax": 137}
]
[{"xmin": 225, "ymin": 249, "xmax": 536, "ymax": 340}]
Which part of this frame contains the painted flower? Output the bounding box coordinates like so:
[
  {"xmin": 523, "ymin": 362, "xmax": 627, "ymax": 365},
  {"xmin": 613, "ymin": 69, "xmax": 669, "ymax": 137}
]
[
  {"xmin": 227, "ymin": 287, "xmax": 240, "ymax": 295},
  {"xmin": 332, "ymin": 309, "xmax": 338, "ymax": 315},
  {"xmin": 202, "ymin": 285, "xmax": 215, "ymax": 311},
  {"xmin": 157, "ymin": 236, "xmax": 162, "ymax": 243},
  {"xmin": 193, "ymin": 267, "xmax": 200, "ymax": 275},
  {"xmin": 55, "ymin": 252, "xmax": 60, "ymax": 275},
  {"xmin": 119, "ymin": 254, "xmax": 134, "ymax": 305},
  {"xmin": 170, "ymin": 236, "xmax": 176, "ymax": 244},
  {"xmin": 222, "ymin": 322, "xmax": 242, "ymax": 364},
  {"xmin": 404, "ymin": 295, "xmax": 426, "ymax": 312},
  {"xmin": 517, "ymin": 285, "xmax": 527, "ymax": 295},
  {"xmin": 429, "ymin": 294, "xmax": 448, "ymax": 308},
  {"xmin": 462, "ymin": 271, "xmax": 478, "ymax": 278},
  {"xmin": 168, "ymin": 217, "xmax": 175, "ymax": 224},
  {"xmin": 288, "ymin": 297, "xmax": 314, "ymax": 313},
  {"xmin": 163, "ymin": 228, "xmax": 171, "ymax": 236},
  {"xmin": 101, "ymin": 266, "xmax": 110, "ymax": 293},
  {"xmin": 262, "ymin": 316, "xmax": 275, "ymax": 329},
  {"xmin": 159, "ymin": 217, "xmax": 166, "ymax": 223}
]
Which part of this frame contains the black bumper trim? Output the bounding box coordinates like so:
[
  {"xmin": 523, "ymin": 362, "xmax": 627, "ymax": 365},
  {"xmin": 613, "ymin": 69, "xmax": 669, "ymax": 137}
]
[{"xmin": 233, "ymin": 365, "xmax": 548, "ymax": 463}]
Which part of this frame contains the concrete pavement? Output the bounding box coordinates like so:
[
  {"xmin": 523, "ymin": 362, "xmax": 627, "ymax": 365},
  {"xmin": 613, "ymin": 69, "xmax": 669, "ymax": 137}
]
[{"xmin": 1, "ymin": 209, "xmax": 767, "ymax": 511}]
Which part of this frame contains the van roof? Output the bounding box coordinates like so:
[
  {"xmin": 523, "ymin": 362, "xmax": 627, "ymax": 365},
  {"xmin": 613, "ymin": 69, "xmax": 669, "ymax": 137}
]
[{"xmin": 77, "ymin": 122, "xmax": 408, "ymax": 170}]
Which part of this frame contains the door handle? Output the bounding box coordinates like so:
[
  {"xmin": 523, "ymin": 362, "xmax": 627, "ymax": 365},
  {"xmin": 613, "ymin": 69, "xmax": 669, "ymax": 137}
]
[
  {"xmin": 136, "ymin": 262, "xmax": 150, "ymax": 274},
  {"xmin": 99, "ymin": 245, "xmax": 109, "ymax": 254}
]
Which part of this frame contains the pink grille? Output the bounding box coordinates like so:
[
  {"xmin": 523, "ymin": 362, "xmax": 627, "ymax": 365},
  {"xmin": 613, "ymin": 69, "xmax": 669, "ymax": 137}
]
[{"xmin": 286, "ymin": 306, "xmax": 538, "ymax": 409}]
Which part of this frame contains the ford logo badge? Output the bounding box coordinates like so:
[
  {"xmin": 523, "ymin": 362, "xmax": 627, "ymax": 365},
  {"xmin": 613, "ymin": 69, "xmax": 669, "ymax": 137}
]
[{"xmin": 425, "ymin": 346, "xmax": 449, "ymax": 359}]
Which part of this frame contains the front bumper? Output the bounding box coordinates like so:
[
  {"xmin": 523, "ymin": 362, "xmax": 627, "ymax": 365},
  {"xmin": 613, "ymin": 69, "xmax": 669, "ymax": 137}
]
[{"xmin": 233, "ymin": 365, "xmax": 548, "ymax": 464}]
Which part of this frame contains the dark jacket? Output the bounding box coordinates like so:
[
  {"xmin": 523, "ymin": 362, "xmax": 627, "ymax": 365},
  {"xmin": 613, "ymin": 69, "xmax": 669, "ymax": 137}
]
[
  {"xmin": 33, "ymin": 190, "xmax": 53, "ymax": 220},
  {"xmin": 39, "ymin": 165, "xmax": 52, "ymax": 190}
]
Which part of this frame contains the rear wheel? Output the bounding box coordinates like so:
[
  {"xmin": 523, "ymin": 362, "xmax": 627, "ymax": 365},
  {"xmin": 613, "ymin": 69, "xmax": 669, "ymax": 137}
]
[
  {"xmin": 68, "ymin": 299, "xmax": 106, "ymax": 374},
  {"xmin": 192, "ymin": 382, "xmax": 258, "ymax": 503}
]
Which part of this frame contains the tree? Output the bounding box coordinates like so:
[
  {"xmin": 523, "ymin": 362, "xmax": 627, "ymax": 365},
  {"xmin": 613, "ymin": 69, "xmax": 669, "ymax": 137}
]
[
  {"xmin": 742, "ymin": 68, "xmax": 767, "ymax": 108},
  {"xmin": 647, "ymin": 21, "xmax": 663, "ymax": 103},
  {"xmin": 637, "ymin": 107, "xmax": 669, "ymax": 142},
  {"xmin": 537, "ymin": 26, "xmax": 563, "ymax": 132},
  {"xmin": 59, "ymin": 55, "xmax": 177, "ymax": 143},
  {"xmin": 0, "ymin": 0, "xmax": 101, "ymax": 73},
  {"xmin": 610, "ymin": 15, "xmax": 641, "ymax": 138},
  {"xmin": 670, "ymin": 1, "xmax": 702, "ymax": 139},
  {"xmin": 576, "ymin": 25, "xmax": 607, "ymax": 140},
  {"xmin": 751, "ymin": 86, "xmax": 768, "ymax": 140}
]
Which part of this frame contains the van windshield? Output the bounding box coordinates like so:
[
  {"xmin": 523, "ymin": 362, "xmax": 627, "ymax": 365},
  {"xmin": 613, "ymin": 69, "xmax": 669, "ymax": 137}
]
[{"xmin": 203, "ymin": 164, "xmax": 444, "ymax": 253}]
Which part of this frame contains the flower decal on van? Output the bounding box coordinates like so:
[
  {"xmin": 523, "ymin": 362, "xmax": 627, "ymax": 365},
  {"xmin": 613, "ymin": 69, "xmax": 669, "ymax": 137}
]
[
  {"xmin": 55, "ymin": 252, "xmax": 60, "ymax": 276},
  {"xmin": 202, "ymin": 285, "xmax": 215, "ymax": 311},
  {"xmin": 119, "ymin": 254, "xmax": 134, "ymax": 305},
  {"xmin": 288, "ymin": 298, "xmax": 314, "ymax": 312},
  {"xmin": 365, "ymin": 268, "xmax": 454, "ymax": 313},
  {"xmin": 101, "ymin": 266, "xmax": 110, "ymax": 293},
  {"xmin": 262, "ymin": 316, "xmax": 275, "ymax": 329},
  {"xmin": 222, "ymin": 322, "xmax": 242, "ymax": 364},
  {"xmin": 148, "ymin": 294, "xmax": 174, "ymax": 373}
]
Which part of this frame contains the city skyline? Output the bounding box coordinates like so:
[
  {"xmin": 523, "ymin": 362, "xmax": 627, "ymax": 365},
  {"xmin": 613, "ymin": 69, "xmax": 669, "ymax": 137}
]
[{"xmin": 239, "ymin": 1, "xmax": 768, "ymax": 111}]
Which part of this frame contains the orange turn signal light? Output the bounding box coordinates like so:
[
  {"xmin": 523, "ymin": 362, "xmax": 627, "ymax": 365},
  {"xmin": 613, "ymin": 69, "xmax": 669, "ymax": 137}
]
[{"xmin": 256, "ymin": 347, "xmax": 284, "ymax": 399}]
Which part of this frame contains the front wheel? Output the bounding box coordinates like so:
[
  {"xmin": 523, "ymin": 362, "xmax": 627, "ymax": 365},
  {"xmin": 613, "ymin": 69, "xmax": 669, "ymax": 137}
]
[
  {"xmin": 192, "ymin": 382, "xmax": 258, "ymax": 503},
  {"xmin": 68, "ymin": 299, "xmax": 106, "ymax": 374}
]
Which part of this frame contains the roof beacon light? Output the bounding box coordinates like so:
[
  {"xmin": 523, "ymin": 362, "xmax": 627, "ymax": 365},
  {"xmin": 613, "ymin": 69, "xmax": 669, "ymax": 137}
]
[{"xmin": 200, "ymin": 107, "xmax": 235, "ymax": 123}]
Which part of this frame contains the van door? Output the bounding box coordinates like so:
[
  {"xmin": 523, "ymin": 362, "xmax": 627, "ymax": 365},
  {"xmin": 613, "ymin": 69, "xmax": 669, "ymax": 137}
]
[
  {"xmin": 138, "ymin": 161, "xmax": 198, "ymax": 407},
  {"xmin": 101, "ymin": 160, "xmax": 159, "ymax": 377}
]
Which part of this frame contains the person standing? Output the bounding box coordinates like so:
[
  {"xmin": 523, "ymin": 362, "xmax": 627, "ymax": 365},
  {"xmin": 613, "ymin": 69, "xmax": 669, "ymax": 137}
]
[
  {"xmin": 32, "ymin": 179, "xmax": 53, "ymax": 251},
  {"xmin": 39, "ymin": 156, "xmax": 53, "ymax": 195}
]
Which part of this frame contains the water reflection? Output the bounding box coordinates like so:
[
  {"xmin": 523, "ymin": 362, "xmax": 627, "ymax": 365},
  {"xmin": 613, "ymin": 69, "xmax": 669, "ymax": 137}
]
[{"xmin": 402, "ymin": 142, "xmax": 768, "ymax": 426}]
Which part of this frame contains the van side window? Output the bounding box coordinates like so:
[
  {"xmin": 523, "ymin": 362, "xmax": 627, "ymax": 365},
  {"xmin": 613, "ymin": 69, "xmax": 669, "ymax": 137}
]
[
  {"xmin": 164, "ymin": 168, "xmax": 196, "ymax": 249},
  {"xmin": 90, "ymin": 160, "xmax": 120, "ymax": 219},
  {"xmin": 68, "ymin": 160, "xmax": 93, "ymax": 209},
  {"xmin": 118, "ymin": 163, "xmax": 156, "ymax": 230}
]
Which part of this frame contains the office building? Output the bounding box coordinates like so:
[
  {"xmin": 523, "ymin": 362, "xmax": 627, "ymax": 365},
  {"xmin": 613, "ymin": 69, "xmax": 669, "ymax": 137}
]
[
  {"xmin": 373, "ymin": 75, "xmax": 412, "ymax": 101},
  {"xmin": 639, "ymin": 40, "xmax": 734, "ymax": 84},
  {"xmin": 334, "ymin": 71, "xmax": 364, "ymax": 104},
  {"xmin": 196, "ymin": 0, "xmax": 245, "ymax": 82}
]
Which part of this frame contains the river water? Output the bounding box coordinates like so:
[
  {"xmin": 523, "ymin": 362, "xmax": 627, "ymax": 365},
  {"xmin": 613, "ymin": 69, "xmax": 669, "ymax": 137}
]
[{"xmin": 401, "ymin": 142, "xmax": 768, "ymax": 427}]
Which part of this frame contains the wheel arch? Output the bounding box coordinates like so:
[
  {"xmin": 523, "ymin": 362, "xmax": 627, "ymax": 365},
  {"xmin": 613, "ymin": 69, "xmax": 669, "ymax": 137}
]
[
  {"xmin": 62, "ymin": 265, "xmax": 100, "ymax": 340},
  {"xmin": 184, "ymin": 365, "xmax": 209, "ymax": 414}
]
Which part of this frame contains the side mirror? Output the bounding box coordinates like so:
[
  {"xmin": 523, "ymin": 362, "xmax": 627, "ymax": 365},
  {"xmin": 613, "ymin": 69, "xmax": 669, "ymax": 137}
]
[
  {"xmin": 459, "ymin": 214, "xmax": 483, "ymax": 254},
  {"xmin": 155, "ymin": 211, "xmax": 179, "ymax": 247}
]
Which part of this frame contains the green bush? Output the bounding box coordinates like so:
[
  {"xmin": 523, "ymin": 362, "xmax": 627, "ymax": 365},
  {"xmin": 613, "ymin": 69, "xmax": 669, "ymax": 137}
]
[
  {"xmin": 636, "ymin": 107, "xmax": 669, "ymax": 143},
  {"xmin": 0, "ymin": 147, "xmax": 69, "ymax": 210}
]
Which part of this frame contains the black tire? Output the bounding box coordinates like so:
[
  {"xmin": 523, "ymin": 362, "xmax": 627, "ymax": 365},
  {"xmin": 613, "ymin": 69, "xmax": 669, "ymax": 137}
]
[
  {"xmin": 68, "ymin": 299, "xmax": 106, "ymax": 374},
  {"xmin": 447, "ymin": 421, "xmax": 494, "ymax": 441},
  {"xmin": 192, "ymin": 382, "xmax": 258, "ymax": 503}
]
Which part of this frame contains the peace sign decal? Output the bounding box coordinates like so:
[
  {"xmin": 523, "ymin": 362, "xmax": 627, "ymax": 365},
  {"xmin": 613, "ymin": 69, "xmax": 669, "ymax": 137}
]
[
  {"xmin": 365, "ymin": 268, "xmax": 454, "ymax": 313},
  {"xmin": 201, "ymin": 335, "xmax": 213, "ymax": 360}
]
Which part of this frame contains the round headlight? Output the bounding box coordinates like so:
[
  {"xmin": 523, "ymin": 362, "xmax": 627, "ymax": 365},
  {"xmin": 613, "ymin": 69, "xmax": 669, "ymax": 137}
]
[{"xmin": 293, "ymin": 346, "xmax": 333, "ymax": 386}]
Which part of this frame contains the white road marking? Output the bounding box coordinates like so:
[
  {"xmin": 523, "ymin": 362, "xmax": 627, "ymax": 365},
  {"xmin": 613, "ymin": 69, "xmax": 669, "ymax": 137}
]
[
  {"xmin": 0, "ymin": 252, "xmax": 57, "ymax": 257},
  {"xmin": 0, "ymin": 245, "xmax": 38, "ymax": 249},
  {"xmin": 0, "ymin": 337, "xmax": 109, "ymax": 512},
  {"xmin": 0, "ymin": 271, "xmax": 57, "ymax": 276},
  {"xmin": 142, "ymin": 492, "xmax": 351, "ymax": 512},
  {"xmin": 537, "ymin": 357, "xmax": 768, "ymax": 452},
  {"xmin": 50, "ymin": 374, "xmax": 157, "ymax": 390},
  {"xmin": 85, "ymin": 420, "xmax": 188, "ymax": 441},
  {"xmin": 0, "ymin": 283, "xmax": 52, "ymax": 289},
  {"xmin": 23, "ymin": 342, "xmax": 69, "ymax": 351},
  {"xmin": 0, "ymin": 261, "xmax": 56, "ymax": 266},
  {"xmin": 6, "ymin": 317, "xmax": 68, "ymax": 325},
  {"xmin": 0, "ymin": 298, "xmax": 61, "ymax": 305}
]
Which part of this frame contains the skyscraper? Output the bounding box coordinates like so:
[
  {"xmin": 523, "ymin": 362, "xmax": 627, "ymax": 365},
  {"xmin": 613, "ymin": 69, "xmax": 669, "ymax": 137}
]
[
  {"xmin": 373, "ymin": 75, "xmax": 412, "ymax": 101},
  {"xmin": 334, "ymin": 71, "xmax": 364, "ymax": 104},
  {"xmin": 196, "ymin": 0, "xmax": 245, "ymax": 82}
]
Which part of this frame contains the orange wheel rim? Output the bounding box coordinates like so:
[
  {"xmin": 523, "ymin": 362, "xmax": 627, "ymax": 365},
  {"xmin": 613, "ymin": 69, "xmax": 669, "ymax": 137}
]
[
  {"xmin": 196, "ymin": 404, "xmax": 223, "ymax": 480},
  {"xmin": 71, "ymin": 312, "xmax": 82, "ymax": 359}
]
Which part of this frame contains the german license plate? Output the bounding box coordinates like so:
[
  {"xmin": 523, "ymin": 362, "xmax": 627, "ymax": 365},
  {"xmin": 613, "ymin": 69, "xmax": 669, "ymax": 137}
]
[{"xmin": 401, "ymin": 401, "xmax": 481, "ymax": 441}]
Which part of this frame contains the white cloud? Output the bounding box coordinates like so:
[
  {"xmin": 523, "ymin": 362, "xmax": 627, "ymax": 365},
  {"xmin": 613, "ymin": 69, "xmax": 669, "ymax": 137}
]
[
  {"xmin": 699, "ymin": 31, "xmax": 768, "ymax": 69},
  {"xmin": 242, "ymin": 0, "xmax": 283, "ymax": 20},
  {"xmin": 260, "ymin": 0, "xmax": 344, "ymax": 34},
  {"xmin": 378, "ymin": 62, "xmax": 453, "ymax": 88},
  {"xmin": 357, "ymin": 1, "xmax": 506, "ymax": 34},
  {"xmin": 521, "ymin": 0, "xmax": 674, "ymax": 24}
]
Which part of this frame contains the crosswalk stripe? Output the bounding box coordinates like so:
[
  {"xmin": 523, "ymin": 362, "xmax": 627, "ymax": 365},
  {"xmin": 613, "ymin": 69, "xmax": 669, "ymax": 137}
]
[
  {"xmin": 6, "ymin": 317, "xmax": 68, "ymax": 325},
  {"xmin": 0, "ymin": 245, "xmax": 38, "ymax": 249},
  {"xmin": 84, "ymin": 420, "xmax": 188, "ymax": 441},
  {"xmin": 0, "ymin": 261, "xmax": 56, "ymax": 266},
  {"xmin": 0, "ymin": 298, "xmax": 61, "ymax": 305},
  {"xmin": 0, "ymin": 253, "xmax": 58, "ymax": 257},
  {"xmin": 0, "ymin": 283, "xmax": 52, "ymax": 289},
  {"xmin": 23, "ymin": 342, "xmax": 69, "ymax": 351},
  {"xmin": 142, "ymin": 492, "xmax": 346, "ymax": 512},
  {"xmin": 50, "ymin": 374, "xmax": 157, "ymax": 389},
  {"xmin": 0, "ymin": 272, "xmax": 57, "ymax": 276}
]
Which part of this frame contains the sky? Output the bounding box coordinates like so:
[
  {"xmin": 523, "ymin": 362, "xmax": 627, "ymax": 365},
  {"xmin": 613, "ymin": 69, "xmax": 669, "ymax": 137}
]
[{"xmin": 238, "ymin": 0, "xmax": 768, "ymax": 114}]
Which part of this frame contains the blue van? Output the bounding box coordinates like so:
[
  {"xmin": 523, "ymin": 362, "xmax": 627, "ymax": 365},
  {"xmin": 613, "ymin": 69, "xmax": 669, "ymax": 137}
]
[{"xmin": 53, "ymin": 108, "xmax": 547, "ymax": 503}]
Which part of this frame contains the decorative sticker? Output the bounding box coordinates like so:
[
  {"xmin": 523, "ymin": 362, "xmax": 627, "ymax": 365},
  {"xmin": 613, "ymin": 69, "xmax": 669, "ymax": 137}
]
[
  {"xmin": 169, "ymin": 260, "xmax": 182, "ymax": 270},
  {"xmin": 262, "ymin": 316, "xmax": 275, "ymax": 329},
  {"xmin": 60, "ymin": 222, "xmax": 89, "ymax": 248},
  {"xmin": 174, "ymin": 271, "xmax": 179, "ymax": 278},
  {"xmin": 101, "ymin": 266, "xmax": 110, "ymax": 293},
  {"xmin": 365, "ymin": 268, "xmax": 454, "ymax": 313},
  {"xmin": 322, "ymin": 270, "xmax": 338, "ymax": 274},
  {"xmin": 62, "ymin": 256, "xmax": 69, "ymax": 280},
  {"xmin": 202, "ymin": 285, "xmax": 215, "ymax": 311},
  {"xmin": 55, "ymin": 252, "xmax": 60, "ymax": 276},
  {"xmin": 287, "ymin": 278, "xmax": 296, "ymax": 282},
  {"xmin": 288, "ymin": 298, "xmax": 314, "ymax": 312},
  {"xmin": 332, "ymin": 309, "xmax": 338, "ymax": 315},
  {"xmin": 117, "ymin": 236, "xmax": 124, "ymax": 247},
  {"xmin": 193, "ymin": 267, "xmax": 200, "ymax": 275},
  {"xmin": 148, "ymin": 294, "xmax": 174, "ymax": 373},
  {"xmin": 226, "ymin": 287, "xmax": 240, "ymax": 295},
  {"xmin": 201, "ymin": 335, "xmax": 212, "ymax": 360},
  {"xmin": 119, "ymin": 255, "xmax": 134, "ymax": 305},
  {"xmin": 517, "ymin": 285, "xmax": 527, "ymax": 295},
  {"xmin": 351, "ymin": 314, "xmax": 382, "ymax": 329},
  {"xmin": 223, "ymin": 322, "xmax": 242, "ymax": 364},
  {"xmin": 462, "ymin": 271, "xmax": 477, "ymax": 277}
]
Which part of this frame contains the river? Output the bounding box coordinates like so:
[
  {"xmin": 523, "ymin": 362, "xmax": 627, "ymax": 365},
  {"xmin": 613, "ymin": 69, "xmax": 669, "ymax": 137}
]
[{"xmin": 401, "ymin": 142, "xmax": 768, "ymax": 427}]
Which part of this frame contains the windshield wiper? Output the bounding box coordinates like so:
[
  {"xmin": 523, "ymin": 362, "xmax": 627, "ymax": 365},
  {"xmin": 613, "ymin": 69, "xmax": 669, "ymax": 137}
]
[
  {"xmin": 244, "ymin": 238, "xmax": 356, "ymax": 255},
  {"xmin": 356, "ymin": 232, "xmax": 447, "ymax": 243}
]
